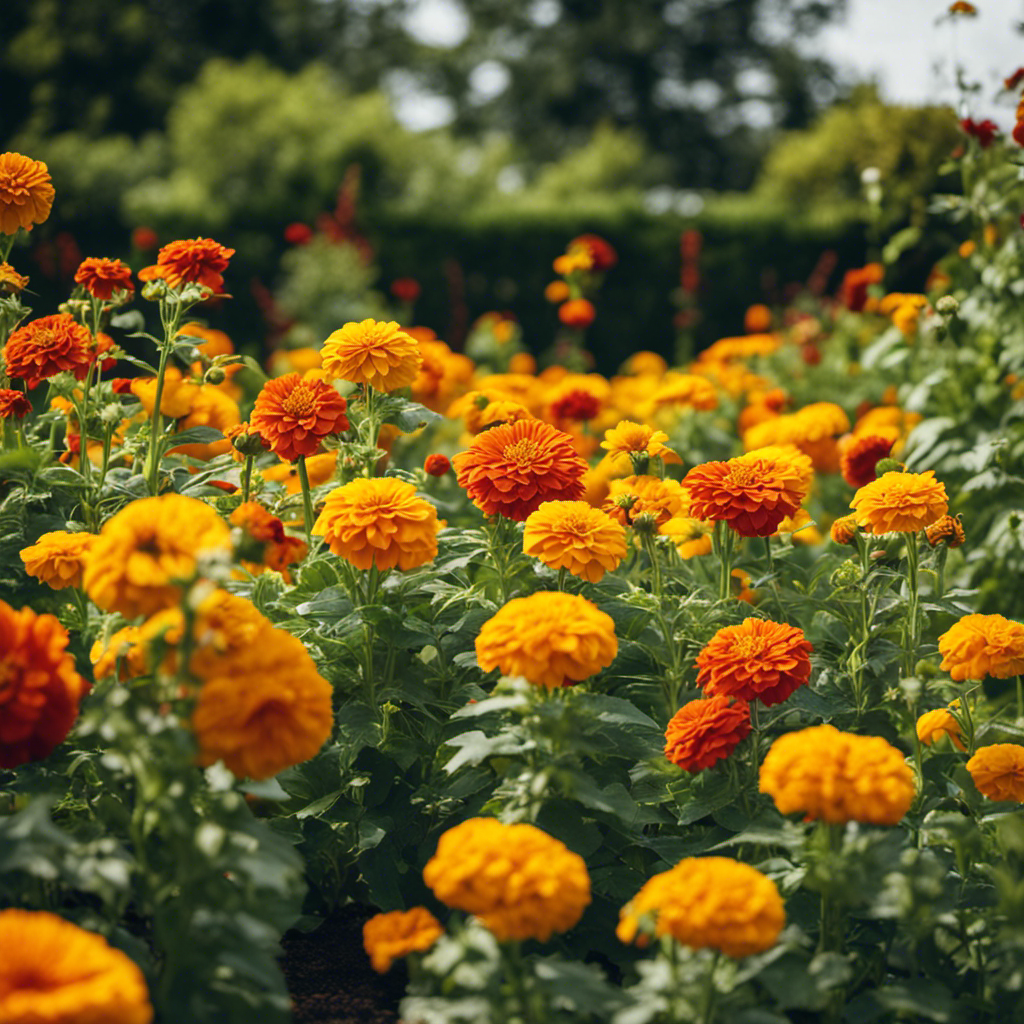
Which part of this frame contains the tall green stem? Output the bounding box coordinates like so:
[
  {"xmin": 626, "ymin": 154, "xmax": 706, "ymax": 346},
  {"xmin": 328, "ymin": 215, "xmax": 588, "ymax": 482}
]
[
  {"xmin": 145, "ymin": 300, "xmax": 183, "ymax": 495},
  {"xmin": 713, "ymin": 522, "xmax": 736, "ymax": 602},
  {"xmin": 904, "ymin": 533, "xmax": 921, "ymax": 678},
  {"xmin": 296, "ymin": 455, "xmax": 315, "ymax": 546},
  {"xmin": 240, "ymin": 454, "xmax": 253, "ymax": 504}
]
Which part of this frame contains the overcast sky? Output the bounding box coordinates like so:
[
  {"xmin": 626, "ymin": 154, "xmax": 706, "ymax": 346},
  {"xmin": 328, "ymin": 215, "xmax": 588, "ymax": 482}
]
[{"xmin": 398, "ymin": 0, "xmax": 1024, "ymax": 129}]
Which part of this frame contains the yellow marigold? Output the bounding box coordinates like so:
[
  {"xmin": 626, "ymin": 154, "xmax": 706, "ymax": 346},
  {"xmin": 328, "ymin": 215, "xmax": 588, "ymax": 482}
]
[
  {"xmin": 603, "ymin": 475, "xmax": 690, "ymax": 531},
  {"xmin": 917, "ymin": 704, "xmax": 965, "ymax": 751},
  {"xmin": 599, "ymin": 420, "xmax": 680, "ymax": 470},
  {"xmin": 193, "ymin": 624, "xmax": 333, "ymax": 779},
  {"xmin": 661, "ymin": 517, "xmax": 714, "ymax": 558},
  {"xmin": 0, "ymin": 262, "xmax": 30, "ymax": 294},
  {"xmin": 168, "ymin": 385, "xmax": 241, "ymax": 460},
  {"xmin": 0, "ymin": 909, "xmax": 152, "ymax": 1024},
  {"xmin": 82, "ymin": 494, "xmax": 232, "ymax": 618},
  {"xmin": 523, "ymin": 501, "xmax": 627, "ymax": 582},
  {"xmin": 622, "ymin": 350, "xmax": 668, "ymax": 375},
  {"xmin": 313, "ymin": 477, "xmax": 439, "ymax": 571},
  {"xmin": 650, "ymin": 373, "xmax": 719, "ymax": 412},
  {"xmin": 851, "ymin": 470, "xmax": 948, "ymax": 534},
  {"xmin": 262, "ymin": 452, "xmax": 337, "ymax": 494},
  {"xmin": 423, "ymin": 818, "xmax": 591, "ymax": 942},
  {"xmin": 20, "ymin": 531, "xmax": 95, "ymax": 590},
  {"xmin": 412, "ymin": 338, "xmax": 475, "ymax": 412},
  {"xmin": 321, "ymin": 318, "xmax": 423, "ymax": 391},
  {"xmin": 966, "ymin": 744, "xmax": 1024, "ymax": 802},
  {"xmin": 830, "ymin": 514, "xmax": 859, "ymax": 546},
  {"xmin": 938, "ymin": 614, "xmax": 1024, "ymax": 681},
  {"xmin": 759, "ymin": 724, "xmax": 915, "ymax": 825},
  {"xmin": 90, "ymin": 625, "xmax": 146, "ymax": 682},
  {"xmin": 362, "ymin": 908, "xmax": 443, "ymax": 973},
  {"xmin": 699, "ymin": 334, "xmax": 780, "ymax": 363},
  {"xmin": 617, "ymin": 857, "xmax": 784, "ymax": 958},
  {"xmin": 130, "ymin": 366, "xmax": 199, "ymax": 419},
  {"xmin": 475, "ymin": 591, "xmax": 617, "ymax": 688},
  {"xmin": 0, "ymin": 153, "xmax": 55, "ymax": 235}
]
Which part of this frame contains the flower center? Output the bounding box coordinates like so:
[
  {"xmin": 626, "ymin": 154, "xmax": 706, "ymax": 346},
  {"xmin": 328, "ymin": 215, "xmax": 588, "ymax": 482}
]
[
  {"xmin": 563, "ymin": 513, "xmax": 590, "ymax": 534},
  {"xmin": 503, "ymin": 438, "xmax": 541, "ymax": 466},
  {"xmin": 281, "ymin": 385, "xmax": 316, "ymax": 418},
  {"xmin": 725, "ymin": 464, "xmax": 759, "ymax": 488},
  {"xmin": 730, "ymin": 635, "xmax": 769, "ymax": 660}
]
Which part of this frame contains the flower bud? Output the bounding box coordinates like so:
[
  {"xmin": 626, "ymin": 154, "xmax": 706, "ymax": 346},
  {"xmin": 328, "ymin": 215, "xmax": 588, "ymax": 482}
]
[
  {"xmin": 424, "ymin": 453, "xmax": 451, "ymax": 477},
  {"xmin": 631, "ymin": 511, "xmax": 659, "ymax": 536},
  {"xmin": 830, "ymin": 514, "xmax": 858, "ymax": 546},
  {"xmin": 874, "ymin": 457, "xmax": 905, "ymax": 475},
  {"xmin": 935, "ymin": 295, "xmax": 959, "ymax": 317},
  {"xmin": 230, "ymin": 423, "xmax": 270, "ymax": 457},
  {"xmin": 204, "ymin": 366, "xmax": 226, "ymax": 385},
  {"xmin": 830, "ymin": 560, "xmax": 863, "ymax": 589},
  {"xmin": 925, "ymin": 514, "xmax": 965, "ymax": 548}
]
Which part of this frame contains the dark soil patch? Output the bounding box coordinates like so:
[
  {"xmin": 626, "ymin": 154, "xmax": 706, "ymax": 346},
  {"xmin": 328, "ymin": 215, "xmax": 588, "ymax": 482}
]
[{"xmin": 281, "ymin": 905, "xmax": 404, "ymax": 1024}]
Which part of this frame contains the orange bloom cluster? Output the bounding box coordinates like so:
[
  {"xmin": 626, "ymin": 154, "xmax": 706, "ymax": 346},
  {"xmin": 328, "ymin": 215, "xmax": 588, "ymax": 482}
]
[
  {"xmin": 651, "ymin": 373, "xmax": 719, "ymax": 412},
  {"xmin": 0, "ymin": 152, "xmax": 55, "ymax": 235},
  {"xmin": 453, "ymin": 419, "xmax": 588, "ymax": 521},
  {"xmin": 664, "ymin": 695, "xmax": 751, "ymax": 772},
  {"xmin": 925, "ymin": 514, "xmax": 965, "ymax": 548},
  {"xmin": 0, "ymin": 600, "xmax": 90, "ymax": 769},
  {"xmin": 600, "ymin": 420, "xmax": 680, "ymax": 471},
  {"xmin": 760, "ymin": 724, "xmax": 915, "ymax": 825},
  {"xmin": 603, "ymin": 475, "xmax": 690, "ymax": 531},
  {"xmin": 938, "ymin": 614, "xmax": 1024, "ymax": 681},
  {"xmin": 559, "ymin": 298, "xmax": 596, "ymax": 328},
  {"xmin": 917, "ymin": 704, "xmax": 965, "ymax": 751},
  {"xmin": 321, "ymin": 318, "xmax": 423, "ymax": 392},
  {"xmin": 19, "ymin": 531, "xmax": 95, "ymax": 590},
  {"xmin": 0, "ymin": 388, "xmax": 32, "ymax": 419},
  {"xmin": 840, "ymin": 262, "xmax": 884, "ymax": 311},
  {"xmin": 684, "ymin": 450, "xmax": 807, "ymax": 538},
  {"xmin": 696, "ymin": 617, "xmax": 813, "ymax": 706},
  {"xmin": 3, "ymin": 314, "xmax": 93, "ymax": 389},
  {"xmin": 74, "ymin": 257, "xmax": 134, "ymax": 300},
  {"xmin": 362, "ymin": 908, "xmax": 443, "ymax": 973},
  {"xmin": 966, "ymin": 744, "xmax": 1024, "ymax": 803},
  {"xmin": 138, "ymin": 237, "xmax": 235, "ymax": 292},
  {"xmin": 851, "ymin": 470, "xmax": 948, "ymax": 534},
  {"xmin": 250, "ymin": 372, "xmax": 349, "ymax": 462},
  {"xmin": 523, "ymin": 500, "xmax": 626, "ymax": 582},
  {"xmin": 230, "ymin": 502, "xmax": 307, "ymax": 580}
]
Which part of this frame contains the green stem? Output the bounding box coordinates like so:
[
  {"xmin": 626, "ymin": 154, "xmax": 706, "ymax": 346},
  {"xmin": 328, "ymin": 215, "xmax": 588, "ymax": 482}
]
[
  {"xmin": 701, "ymin": 950, "xmax": 721, "ymax": 1024},
  {"xmin": 904, "ymin": 533, "xmax": 921, "ymax": 678},
  {"xmin": 713, "ymin": 522, "xmax": 736, "ymax": 602},
  {"xmin": 296, "ymin": 455, "xmax": 315, "ymax": 546},
  {"xmin": 0, "ymin": 234, "xmax": 15, "ymax": 263},
  {"xmin": 557, "ymin": 566, "xmax": 567, "ymax": 592},
  {"xmin": 145, "ymin": 301, "xmax": 183, "ymax": 495},
  {"xmin": 362, "ymin": 385, "xmax": 379, "ymax": 477},
  {"xmin": 487, "ymin": 515, "xmax": 512, "ymax": 604},
  {"xmin": 241, "ymin": 454, "xmax": 254, "ymax": 504}
]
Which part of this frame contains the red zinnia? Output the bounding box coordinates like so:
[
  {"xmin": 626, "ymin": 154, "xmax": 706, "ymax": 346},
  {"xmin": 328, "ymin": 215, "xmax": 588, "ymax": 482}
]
[
  {"xmin": 840, "ymin": 434, "xmax": 894, "ymax": 488},
  {"xmin": 558, "ymin": 299, "xmax": 596, "ymax": 328},
  {"xmin": 74, "ymin": 257, "xmax": 134, "ymax": 300},
  {"xmin": 250, "ymin": 373, "xmax": 350, "ymax": 462},
  {"xmin": 138, "ymin": 237, "xmax": 235, "ymax": 292},
  {"xmin": 0, "ymin": 389, "xmax": 31, "ymax": 419},
  {"xmin": 961, "ymin": 118, "xmax": 999, "ymax": 149},
  {"xmin": 550, "ymin": 388, "xmax": 600, "ymax": 421},
  {"xmin": 3, "ymin": 314, "xmax": 93, "ymax": 389},
  {"xmin": 452, "ymin": 419, "xmax": 588, "ymax": 521},
  {"xmin": 696, "ymin": 617, "xmax": 814, "ymax": 707},
  {"xmin": 664, "ymin": 695, "xmax": 751, "ymax": 772}
]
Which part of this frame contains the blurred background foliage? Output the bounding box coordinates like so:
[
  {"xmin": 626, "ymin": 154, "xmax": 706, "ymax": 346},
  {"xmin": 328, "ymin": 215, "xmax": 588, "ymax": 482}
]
[{"xmin": 0, "ymin": 0, "xmax": 965, "ymax": 365}]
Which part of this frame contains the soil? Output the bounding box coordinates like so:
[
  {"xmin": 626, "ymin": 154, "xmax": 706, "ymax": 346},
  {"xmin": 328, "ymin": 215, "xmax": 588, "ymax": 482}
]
[{"xmin": 281, "ymin": 905, "xmax": 405, "ymax": 1024}]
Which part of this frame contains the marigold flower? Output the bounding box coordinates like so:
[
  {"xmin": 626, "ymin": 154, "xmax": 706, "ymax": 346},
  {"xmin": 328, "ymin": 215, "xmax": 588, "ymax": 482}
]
[
  {"xmin": 661, "ymin": 517, "xmax": 714, "ymax": 558},
  {"xmin": 759, "ymin": 724, "xmax": 915, "ymax": 825},
  {"xmin": 90, "ymin": 625, "xmax": 146, "ymax": 682},
  {"xmin": 0, "ymin": 153, "xmax": 55, "ymax": 235},
  {"xmin": 74, "ymin": 257, "xmax": 134, "ymax": 300},
  {"xmin": 424, "ymin": 453, "xmax": 451, "ymax": 476},
  {"xmin": 363, "ymin": 908, "xmax": 443, "ymax": 973},
  {"xmin": 966, "ymin": 744, "xmax": 1024, "ymax": 802},
  {"xmin": 475, "ymin": 591, "xmax": 617, "ymax": 688},
  {"xmin": 225, "ymin": 421, "xmax": 271, "ymax": 463},
  {"xmin": 3, "ymin": 314, "xmax": 93, "ymax": 389},
  {"xmin": 423, "ymin": 818, "xmax": 591, "ymax": 942},
  {"xmin": 948, "ymin": 1, "xmax": 977, "ymax": 14},
  {"xmin": 230, "ymin": 501, "xmax": 286, "ymax": 546},
  {"xmin": 83, "ymin": 494, "xmax": 232, "ymax": 618},
  {"xmin": 925, "ymin": 514, "xmax": 965, "ymax": 548},
  {"xmin": 602, "ymin": 475, "xmax": 690, "ymax": 531},
  {"xmin": 523, "ymin": 501, "xmax": 627, "ymax": 582},
  {"xmin": 138, "ymin": 237, "xmax": 234, "ymax": 292},
  {"xmin": 664, "ymin": 696, "xmax": 751, "ymax": 772},
  {"xmin": 168, "ymin": 384, "xmax": 240, "ymax": 460},
  {"xmin": 250, "ymin": 372, "xmax": 349, "ymax": 462},
  {"xmin": 193, "ymin": 624, "xmax": 333, "ymax": 779},
  {"xmin": 696, "ymin": 617, "xmax": 813, "ymax": 707},
  {"xmin": 570, "ymin": 233, "xmax": 617, "ymax": 271},
  {"xmin": 0, "ymin": 909, "xmax": 152, "ymax": 1024},
  {"xmin": 130, "ymin": 365, "xmax": 199, "ymax": 419},
  {"xmin": 651, "ymin": 374, "xmax": 719, "ymax": 412},
  {"xmin": 558, "ymin": 298, "xmax": 596, "ymax": 328},
  {"xmin": 313, "ymin": 477, "xmax": 439, "ymax": 571},
  {"xmin": 622, "ymin": 350, "xmax": 668, "ymax": 375},
  {"xmin": 553, "ymin": 251, "xmax": 593, "ymax": 276},
  {"xmin": 917, "ymin": 705, "xmax": 965, "ymax": 751},
  {"xmin": 851, "ymin": 470, "xmax": 948, "ymax": 534},
  {"xmin": 840, "ymin": 262, "xmax": 884, "ymax": 311},
  {"xmin": 544, "ymin": 280, "xmax": 571, "ymax": 303},
  {"xmin": 830, "ymin": 514, "xmax": 859, "ymax": 546},
  {"xmin": 263, "ymin": 451, "xmax": 338, "ymax": 493},
  {"xmin": 617, "ymin": 857, "xmax": 784, "ymax": 958},
  {"xmin": 0, "ymin": 262, "xmax": 29, "ymax": 294},
  {"xmin": 0, "ymin": 388, "xmax": 31, "ymax": 419},
  {"xmin": 0, "ymin": 601, "xmax": 89, "ymax": 769},
  {"xmin": 453, "ymin": 418, "xmax": 588, "ymax": 521},
  {"xmin": 549, "ymin": 387, "xmax": 601, "ymax": 421},
  {"xmin": 744, "ymin": 304, "xmax": 773, "ymax": 333},
  {"xmin": 840, "ymin": 434, "xmax": 894, "ymax": 488},
  {"xmin": 600, "ymin": 420, "xmax": 680, "ymax": 470},
  {"xmin": 390, "ymin": 277, "xmax": 421, "ymax": 303},
  {"xmin": 321, "ymin": 318, "xmax": 423, "ymax": 392},
  {"xmin": 938, "ymin": 614, "xmax": 1024, "ymax": 681},
  {"xmin": 684, "ymin": 450, "xmax": 807, "ymax": 538},
  {"xmin": 20, "ymin": 531, "xmax": 95, "ymax": 590}
]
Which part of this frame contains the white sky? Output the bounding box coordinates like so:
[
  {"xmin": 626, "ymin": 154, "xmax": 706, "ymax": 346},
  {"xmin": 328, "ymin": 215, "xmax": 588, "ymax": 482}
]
[{"xmin": 396, "ymin": 0, "xmax": 1024, "ymax": 130}]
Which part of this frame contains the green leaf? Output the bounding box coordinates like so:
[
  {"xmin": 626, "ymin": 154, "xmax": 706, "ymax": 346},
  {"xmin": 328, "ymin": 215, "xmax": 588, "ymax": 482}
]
[{"xmin": 443, "ymin": 729, "xmax": 533, "ymax": 773}]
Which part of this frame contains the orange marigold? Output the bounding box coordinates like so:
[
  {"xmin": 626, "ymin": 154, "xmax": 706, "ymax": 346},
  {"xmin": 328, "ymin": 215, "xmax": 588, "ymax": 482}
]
[
  {"xmin": 193, "ymin": 624, "xmax": 333, "ymax": 779},
  {"xmin": 313, "ymin": 477, "xmax": 439, "ymax": 571},
  {"xmin": 475, "ymin": 591, "xmax": 617, "ymax": 688},
  {"xmin": 424, "ymin": 453, "xmax": 451, "ymax": 476},
  {"xmin": 0, "ymin": 262, "xmax": 30, "ymax": 294},
  {"xmin": 363, "ymin": 908, "xmax": 443, "ymax": 973},
  {"xmin": 850, "ymin": 470, "xmax": 948, "ymax": 534},
  {"xmin": 321, "ymin": 319, "xmax": 423, "ymax": 392},
  {"xmin": 938, "ymin": 614, "xmax": 1024, "ymax": 681},
  {"xmin": 130, "ymin": 365, "xmax": 199, "ymax": 419},
  {"xmin": 82, "ymin": 494, "xmax": 232, "ymax": 618},
  {"xmin": 917, "ymin": 705, "xmax": 965, "ymax": 751},
  {"xmin": 263, "ymin": 451, "xmax": 338, "ymax": 494},
  {"xmin": 651, "ymin": 374, "xmax": 719, "ymax": 412},
  {"xmin": 138, "ymin": 237, "xmax": 234, "ymax": 292},
  {"xmin": 0, "ymin": 388, "xmax": 31, "ymax": 419},
  {"xmin": 661, "ymin": 517, "xmax": 714, "ymax": 559},
  {"xmin": 925, "ymin": 514, "xmax": 965, "ymax": 548},
  {"xmin": 74, "ymin": 257, "xmax": 134, "ymax": 300},
  {"xmin": 558, "ymin": 298, "xmax": 596, "ymax": 328},
  {"xmin": 4, "ymin": 314, "xmax": 93, "ymax": 389},
  {"xmin": 602, "ymin": 475, "xmax": 690, "ymax": 531},
  {"xmin": 683, "ymin": 450, "xmax": 807, "ymax": 538},
  {"xmin": 168, "ymin": 384, "xmax": 240, "ymax": 460},
  {"xmin": 759, "ymin": 724, "xmax": 915, "ymax": 825},
  {"xmin": 696, "ymin": 617, "xmax": 813, "ymax": 707},
  {"xmin": 423, "ymin": 818, "xmax": 591, "ymax": 942},
  {"xmin": 830, "ymin": 514, "xmax": 859, "ymax": 546},
  {"xmin": 966, "ymin": 744, "xmax": 1024, "ymax": 802},
  {"xmin": 664, "ymin": 695, "xmax": 751, "ymax": 772},
  {"xmin": 617, "ymin": 857, "xmax": 784, "ymax": 958},
  {"xmin": 839, "ymin": 434, "xmax": 894, "ymax": 488},
  {"xmin": 0, "ymin": 909, "xmax": 152, "ymax": 1024},
  {"xmin": 90, "ymin": 625, "xmax": 146, "ymax": 682},
  {"xmin": 0, "ymin": 601, "xmax": 90, "ymax": 769},
  {"xmin": 600, "ymin": 420, "xmax": 680, "ymax": 471},
  {"xmin": 453, "ymin": 418, "xmax": 588, "ymax": 521},
  {"xmin": 0, "ymin": 153, "xmax": 55, "ymax": 235},
  {"xmin": 250, "ymin": 372, "xmax": 349, "ymax": 463},
  {"xmin": 20, "ymin": 531, "xmax": 95, "ymax": 590},
  {"xmin": 523, "ymin": 500, "xmax": 627, "ymax": 582}
]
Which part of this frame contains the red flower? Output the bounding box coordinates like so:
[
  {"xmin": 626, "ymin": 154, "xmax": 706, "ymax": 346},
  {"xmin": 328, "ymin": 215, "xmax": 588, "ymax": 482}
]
[
  {"xmin": 0, "ymin": 389, "xmax": 31, "ymax": 419},
  {"xmin": 138, "ymin": 237, "xmax": 235, "ymax": 292},
  {"xmin": 3, "ymin": 314, "xmax": 93, "ymax": 389},
  {"xmin": 840, "ymin": 263, "xmax": 884, "ymax": 312},
  {"xmin": 284, "ymin": 222, "xmax": 313, "ymax": 245},
  {"xmin": 961, "ymin": 118, "xmax": 1000, "ymax": 149},
  {"xmin": 131, "ymin": 226, "xmax": 159, "ymax": 251},
  {"xmin": 111, "ymin": 378, "xmax": 135, "ymax": 394},
  {"xmin": 74, "ymin": 257, "xmax": 134, "ymax": 300},
  {"xmin": 840, "ymin": 434, "xmax": 894, "ymax": 488},
  {"xmin": 1005, "ymin": 67, "xmax": 1024, "ymax": 92},
  {"xmin": 558, "ymin": 299, "xmax": 596, "ymax": 328},
  {"xmin": 390, "ymin": 277, "xmax": 421, "ymax": 302},
  {"xmin": 250, "ymin": 372, "xmax": 349, "ymax": 462},
  {"xmin": 550, "ymin": 388, "xmax": 600, "ymax": 421},
  {"xmin": 569, "ymin": 234, "xmax": 617, "ymax": 271},
  {"xmin": 424, "ymin": 454, "xmax": 451, "ymax": 476},
  {"xmin": 664, "ymin": 696, "xmax": 751, "ymax": 772}
]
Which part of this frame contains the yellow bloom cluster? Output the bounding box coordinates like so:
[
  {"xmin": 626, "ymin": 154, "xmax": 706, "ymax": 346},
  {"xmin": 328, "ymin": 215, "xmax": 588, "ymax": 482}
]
[
  {"xmin": 362, "ymin": 907, "xmax": 443, "ymax": 973},
  {"xmin": 523, "ymin": 500, "xmax": 627, "ymax": 582},
  {"xmin": 20, "ymin": 531, "xmax": 95, "ymax": 590}
]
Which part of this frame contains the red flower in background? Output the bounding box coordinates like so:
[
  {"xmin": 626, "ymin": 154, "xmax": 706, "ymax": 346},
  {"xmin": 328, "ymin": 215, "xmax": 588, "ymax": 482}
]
[
  {"xmin": 961, "ymin": 118, "xmax": 1000, "ymax": 149},
  {"xmin": 390, "ymin": 277, "xmax": 421, "ymax": 303},
  {"xmin": 558, "ymin": 299, "xmax": 596, "ymax": 328},
  {"xmin": 284, "ymin": 223, "xmax": 313, "ymax": 245},
  {"xmin": 569, "ymin": 234, "xmax": 617, "ymax": 272},
  {"xmin": 131, "ymin": 226, "xmax": 159, "ymax": 251},
  {"xmin": 0, "ymin": 389, "xmax": 31, "ymax": 419}
]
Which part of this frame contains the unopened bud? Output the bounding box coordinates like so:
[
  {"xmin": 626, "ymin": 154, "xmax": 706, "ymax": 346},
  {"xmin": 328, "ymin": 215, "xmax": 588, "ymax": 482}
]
[
  {"xmin": 230, "ymin": 424, "xmax": 270, "ymax": 457},
  {"xmin": 631, "ymin": 511, "xmax": 659, "ymax": 536},
  {"xmin": 830, "ymin": 514, "xmax": 858, "ymax": 546},
  {"xmin": 874, "ymin": 458, "xmax": 905, "ymax": 476},
  {"xmin": 830, "ymin": 560, "xmax": 863, "ymax": 588},
  {"xmin": 935, "ymin": 295, "xmax": 959, "ymax": 317},
  {"xmin": 915, "ymin": 659, "xmax": 940, "ymax": 679},
  {"xmin": 204, "ymin": 366, "xmax": 226, "ymax": 386}
]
